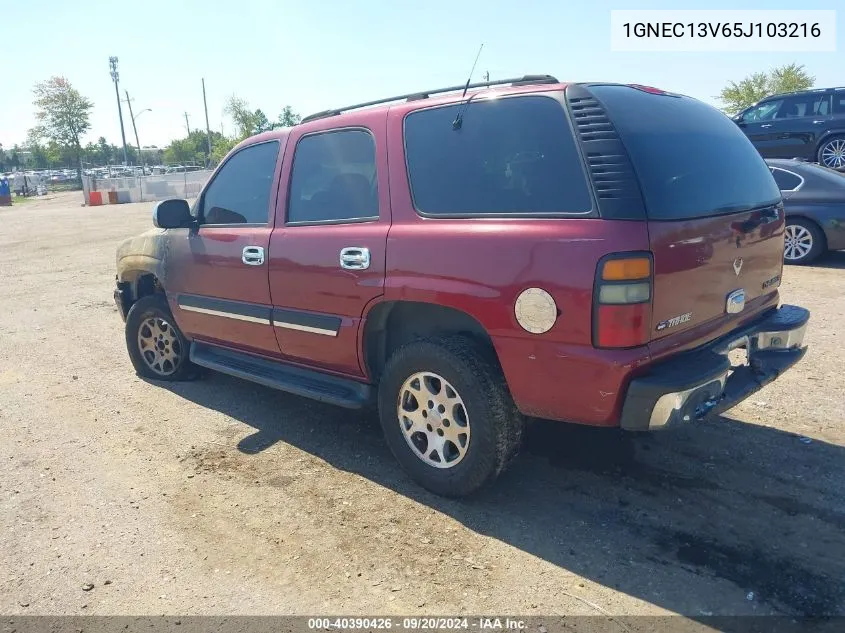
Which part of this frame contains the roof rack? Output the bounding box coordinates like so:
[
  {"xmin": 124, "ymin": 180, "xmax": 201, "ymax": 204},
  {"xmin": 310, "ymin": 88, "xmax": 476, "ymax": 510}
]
[{"xmin": 300, "ymin": 74, "xmax": 560, "ymax": 123}]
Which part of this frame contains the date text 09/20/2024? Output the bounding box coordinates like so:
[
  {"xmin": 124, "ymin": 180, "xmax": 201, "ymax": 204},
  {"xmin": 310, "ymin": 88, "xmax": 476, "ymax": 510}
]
[{"xmin": 307, "ymin": 618, "xmax": 527, "ymax": 630}]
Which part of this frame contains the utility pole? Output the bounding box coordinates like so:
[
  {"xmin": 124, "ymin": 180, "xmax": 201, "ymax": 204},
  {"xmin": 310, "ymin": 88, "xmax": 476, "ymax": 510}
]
[
  {"xmin": 109, "ymin": 56, "xmax": 129, "ymax": 165},
  {"xmin": 184, "ymin": 112, "xmax": 191, "ymax": 135},
  {"xmin": 124, "ymin": 90, "xmax": 141, "ymax": 165},
  {"xmin": 202, "ymin": 78, "xmax": 213, "ymax": 166}
]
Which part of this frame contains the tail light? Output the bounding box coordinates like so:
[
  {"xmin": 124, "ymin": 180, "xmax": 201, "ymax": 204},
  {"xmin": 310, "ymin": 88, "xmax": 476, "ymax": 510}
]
[{"xmin": 593, "ymin": 253, "xmax": 653, "ymax": 349}]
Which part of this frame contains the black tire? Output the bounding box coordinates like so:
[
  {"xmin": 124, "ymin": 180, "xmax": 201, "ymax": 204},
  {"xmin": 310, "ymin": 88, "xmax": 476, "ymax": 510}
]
[
  {"xmin": 817, "ymin": 135, "xmax": 845, "ymax": 171},
  {"xmin": 784, "ymin": 218, "xmax": 825, "ymax": 265},
  {"xmin": 377, "ymin": 336, "xmax": 524, "ymax": 497},
  {"xmin": 125, "ymin": 294, "xmax": 197, "ymax": 380}
]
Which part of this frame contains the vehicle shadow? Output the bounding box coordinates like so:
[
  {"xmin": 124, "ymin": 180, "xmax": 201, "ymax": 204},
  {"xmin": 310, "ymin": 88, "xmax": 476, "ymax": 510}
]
[
  {"xmin": 807, "ymin": 250, "xmax": 845, "ymax": 270},
  {"xmin": 158, "ymin": 372, "xmax": 845, "ymax": 620}
]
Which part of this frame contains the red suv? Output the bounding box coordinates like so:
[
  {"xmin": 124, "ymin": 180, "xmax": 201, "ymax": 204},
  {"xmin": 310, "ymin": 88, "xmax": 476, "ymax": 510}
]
[{"xmin": 114, "ymin": 75, "xmax": 809, "ymax": 497}]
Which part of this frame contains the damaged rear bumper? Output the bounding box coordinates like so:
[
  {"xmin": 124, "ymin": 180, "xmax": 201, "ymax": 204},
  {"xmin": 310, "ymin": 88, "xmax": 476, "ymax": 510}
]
[{"xmin": 619, "ymin": 305, "xmax": 809, "ymax": 431}]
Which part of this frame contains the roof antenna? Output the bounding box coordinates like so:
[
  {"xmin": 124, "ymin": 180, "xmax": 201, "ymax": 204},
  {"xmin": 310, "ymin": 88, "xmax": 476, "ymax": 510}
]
[{"xmin": 453, "ymin": 43, "xmax": 484, "ymax": 130}]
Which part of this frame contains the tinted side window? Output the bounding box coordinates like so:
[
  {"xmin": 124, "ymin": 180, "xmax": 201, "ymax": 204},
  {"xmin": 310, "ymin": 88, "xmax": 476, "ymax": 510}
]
[
  {"xmin": 201, "ymin": 141, "xmax": 279, "ymax": 225},
  {"xmin": 833, "ymin": 94, "xmax": 845, "ymax": 114},
  {"xmin": 770, "ymin": 168, "xmax": 802, "ymax": 190},
  {"xmin": 404, "ymin": 96, "xmax": 592, "ymax": 216},
  {"xmin": 775, "ymin": 94, "xmax": 830, "ymax": 119},
  {"xmin": 287, "ymin": 130, "xmax": 378, "ymax": 223}
]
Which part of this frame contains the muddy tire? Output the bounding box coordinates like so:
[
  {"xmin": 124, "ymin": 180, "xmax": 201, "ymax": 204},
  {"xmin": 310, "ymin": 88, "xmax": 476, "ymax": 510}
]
[
  {"xmin": 377, "ymin": 337, "xmax": 523, "ymax": 497},
  {"xmin": 125, "ymin": 294, "xmax": 197, "ymax": 381}
]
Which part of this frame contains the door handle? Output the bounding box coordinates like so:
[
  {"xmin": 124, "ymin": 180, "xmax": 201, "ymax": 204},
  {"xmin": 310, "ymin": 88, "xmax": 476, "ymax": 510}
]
[
  {"xmin": 242, "ymin": 246, "xmax": 265, "ymax": 266},
  {"xmin": 340, "ymin": 247, "xmax": 370, "ymax": 270},
  {"xmin": 760, "ymin": 124, "xmax": 772, "ymax": 128},
  {"xmin": 812, "ymin": 120, "xmax": 825, "ymax": 124}
]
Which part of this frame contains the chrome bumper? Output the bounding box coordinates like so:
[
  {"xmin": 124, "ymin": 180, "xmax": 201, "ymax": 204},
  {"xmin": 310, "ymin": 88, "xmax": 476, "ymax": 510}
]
[{"xmin": 620, "ymin": 305, "xmax": 809, "ymax": 431}]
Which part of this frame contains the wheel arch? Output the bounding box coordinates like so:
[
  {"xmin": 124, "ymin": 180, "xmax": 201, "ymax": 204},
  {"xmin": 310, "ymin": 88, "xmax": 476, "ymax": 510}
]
[{"xmin": 361, "ymin": 300, "xmax": 499, "ymax": 382}]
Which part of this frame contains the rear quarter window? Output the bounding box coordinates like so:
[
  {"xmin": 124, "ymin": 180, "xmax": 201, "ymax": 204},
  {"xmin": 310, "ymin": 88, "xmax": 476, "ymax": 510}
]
[
  {"xmin": 590, "ymin": 85, "xmax": 781, "ymax": 220},
  {"xmin": 403, "ymin": 95, "xmax": 593, "ymax": 216}
]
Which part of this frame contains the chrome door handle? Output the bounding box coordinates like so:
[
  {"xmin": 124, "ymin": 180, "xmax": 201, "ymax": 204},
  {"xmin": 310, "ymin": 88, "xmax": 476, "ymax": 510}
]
[
  {"xmin": 760, "ymin": 124, "xmax": 772, "ymax": 128},
  {"xmin": 340, "ymin": 247, "xmax": 370, "ymax": 270},
  {"xmin": 812, "ymin": 120, "xmax": 825, "ymax": 124},
  {"xmin": 242, "ymin": 246, "xmax": 265, "ymax": 266}
]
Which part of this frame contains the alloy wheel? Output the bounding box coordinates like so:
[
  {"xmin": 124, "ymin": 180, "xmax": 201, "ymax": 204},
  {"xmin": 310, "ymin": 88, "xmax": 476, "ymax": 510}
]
[
  {"xmin": 784, "ymin": 224, "xmax": 814, "ymax": 262},
  {"xmin": 820, "ymin": 139, "xmax": 845, "ymax": 170},
  {"xmin": 137, "ymin": 316, "xmax": 183, "ymax": 376},
  {"xmin": 397, "ymin": 371, "xmax": 471, "ymax": 469}
]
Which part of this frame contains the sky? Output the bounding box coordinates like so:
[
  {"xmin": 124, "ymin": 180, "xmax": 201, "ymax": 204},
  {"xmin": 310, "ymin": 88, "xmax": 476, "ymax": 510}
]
[{"xmin": 0, "ymin": 0, "xmax": 842, "ymax": 151}]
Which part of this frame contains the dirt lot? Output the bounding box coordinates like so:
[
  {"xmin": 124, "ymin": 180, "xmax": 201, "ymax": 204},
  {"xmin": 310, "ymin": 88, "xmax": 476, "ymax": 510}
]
[{"xmin": 1, "ymin": 192, "xmax": 844, "ymax": 619}]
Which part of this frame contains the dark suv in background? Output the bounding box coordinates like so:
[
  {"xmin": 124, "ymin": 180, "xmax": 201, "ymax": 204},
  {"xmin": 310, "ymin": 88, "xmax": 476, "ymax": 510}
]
[{"xmin": 733, "ymin": 87, "xmax": 845, "ymax": 170}]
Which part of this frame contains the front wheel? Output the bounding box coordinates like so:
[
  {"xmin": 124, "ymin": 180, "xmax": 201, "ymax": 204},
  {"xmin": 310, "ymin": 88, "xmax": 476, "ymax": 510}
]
[
  {"xmin": 784, "ymin": 219, "xmax": 825, "ymax": 265},
  {"xmin": 818, "ymin": 136, "xmax": 845, "ymax": 171},
  {"xmin": 377, "ymin": 337, "xmax": 524, "ymax": 497},
  {"xmin": 125, "ymin": 294, "xmax": 197, "ymax": 380}
]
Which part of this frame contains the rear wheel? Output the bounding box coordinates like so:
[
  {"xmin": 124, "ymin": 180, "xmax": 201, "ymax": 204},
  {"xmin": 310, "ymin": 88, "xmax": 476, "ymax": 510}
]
[
  {"xmin": 784, "ymin": 218, "xmax": 825, "ymax": 265},
  {"xmin": 818, "ymin": 136, "xmax": 845, "ymax": 171},
  {"xmin": 125, "ymin": 294, "xmax": 197, "ymax": 380},
  {"xmin": 377, "ymin": 337, "xmax": 523, "ymax": 497}
]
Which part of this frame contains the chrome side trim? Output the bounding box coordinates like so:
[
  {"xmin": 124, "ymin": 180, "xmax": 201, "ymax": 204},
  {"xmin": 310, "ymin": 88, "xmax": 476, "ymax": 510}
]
[
  {"xmin": 273, "ymin": 321, "xmax": 338, "ymax": 337},
  {"xmin": 179, "ymin": 304, "xmax": 271, "ymax": 325}
]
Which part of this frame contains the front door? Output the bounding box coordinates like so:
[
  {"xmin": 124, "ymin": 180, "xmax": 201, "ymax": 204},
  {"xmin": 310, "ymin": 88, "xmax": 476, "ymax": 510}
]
[
  {"xmin": 268, "ymin": 121, "xmax": 389, "ymax": 377},
  {"xmin": 166, "ymin": 139, "xmax": 284, "ymax": 358},
  {"xmin": 737, "ymin": 98, "xmax": 784, "ymax": 158}
]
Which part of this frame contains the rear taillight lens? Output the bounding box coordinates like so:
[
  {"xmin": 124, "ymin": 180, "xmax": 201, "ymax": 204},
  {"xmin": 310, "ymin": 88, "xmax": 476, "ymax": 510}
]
[{"xmin": 593, "ymin": 254, "xmax": 653, "ymax": 349}]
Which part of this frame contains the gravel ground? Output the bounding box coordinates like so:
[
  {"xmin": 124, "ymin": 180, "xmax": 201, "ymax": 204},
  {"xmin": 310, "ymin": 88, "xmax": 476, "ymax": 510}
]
[{"xmin": 1, "ymin": 192, "xmax": 843, "ymax": 618}]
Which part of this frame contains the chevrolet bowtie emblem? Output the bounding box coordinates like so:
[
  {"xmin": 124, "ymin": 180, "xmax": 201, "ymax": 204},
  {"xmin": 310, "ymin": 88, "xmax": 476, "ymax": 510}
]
[{"xmin": 733, "ymin": 257, "xmax": 743, "ymax": 276}]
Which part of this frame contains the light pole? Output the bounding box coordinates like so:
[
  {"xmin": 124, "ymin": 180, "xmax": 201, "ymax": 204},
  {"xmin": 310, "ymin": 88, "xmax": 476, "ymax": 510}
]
[
  {"xmin": 109, "ymin": 57, "xmax": 129, "ymax": 165},
  {"xmin": 124, "ymin": 89, "xmax": 150, "ymax": 166}
]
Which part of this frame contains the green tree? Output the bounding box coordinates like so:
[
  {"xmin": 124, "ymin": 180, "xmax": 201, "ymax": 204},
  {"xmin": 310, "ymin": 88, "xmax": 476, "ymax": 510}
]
[
  {"xmin": 210, "ymin": 136, "xmax": 238, "ymax": 165},
  {"xmin": 277, "ymin": 105, "xmax": 301, "ymax": 127},
  {"xmin": 30, "ymin": 76, "xmax": 93, "ymax": 179},
  {"xmin": 719, "ymin": 63, "xmax": 815, "ymax": 115},
  {"xmin": 164, "ymin": 130, "xmax": 227, "ymax": 165},
  {"xmin": 10, "ymin": 145, "xmax": 21, "ymax": 169},
  {"xmin": 254, "ymin": 109, "xmax": 273, "ymax": 133},
  {"xmin": 224, "ymin": 95, "xmax": 259, "ymax": 139}
]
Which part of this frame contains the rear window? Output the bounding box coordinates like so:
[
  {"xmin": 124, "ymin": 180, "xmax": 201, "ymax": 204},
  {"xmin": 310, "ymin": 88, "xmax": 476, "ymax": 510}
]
[
  {"xmin": 590, "ymin": 85, "xmax": 781, "ymax": 220},
  {"xmin": 404, "ymin": 95, "xmax": 592, "ymax": 216}
]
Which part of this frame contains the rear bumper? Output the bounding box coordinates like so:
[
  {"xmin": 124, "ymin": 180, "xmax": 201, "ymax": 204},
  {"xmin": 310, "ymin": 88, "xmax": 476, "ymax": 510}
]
[{"xmin": 619, "ymin": 304, "xmax": 809, "ymax": 431}]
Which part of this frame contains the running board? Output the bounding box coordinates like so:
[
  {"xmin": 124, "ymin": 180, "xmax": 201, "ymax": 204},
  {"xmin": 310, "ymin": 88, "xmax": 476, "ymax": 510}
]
[{"xmin": 189, "ymin": 342, "xmax": 373, "ymax": 409}]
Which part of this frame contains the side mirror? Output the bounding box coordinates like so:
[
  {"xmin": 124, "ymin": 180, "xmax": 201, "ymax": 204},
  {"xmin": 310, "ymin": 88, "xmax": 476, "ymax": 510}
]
[{"xmin": 153, "ymin": 199, "xmax": 193, "ymax": 229}]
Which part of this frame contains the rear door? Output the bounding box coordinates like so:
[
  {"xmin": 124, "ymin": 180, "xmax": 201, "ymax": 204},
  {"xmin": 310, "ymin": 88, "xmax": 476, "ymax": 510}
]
[
  {"xmin": 268, "ymin": 114, "xmax": 389, "ymax": 377},
  {"xmin": 767, "ymin": 93, "xmax": 833, "ymax": 159},
  {"xmin": 588, "ymin": 85, "xmax": 784, "ymax": 341}
]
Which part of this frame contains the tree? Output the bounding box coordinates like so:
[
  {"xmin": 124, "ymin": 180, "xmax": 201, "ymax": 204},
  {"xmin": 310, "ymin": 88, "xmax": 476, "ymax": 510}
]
[
  {"xmin": 278, "ymin": 106, "xmax": 301, "ymax": 127},
  {"xmin": 164, "ymin": 130, "xmax": 228, "ymax": 165},
  {"xmin": 30, "ymin": 77, "xmax": 93, "ymax": 179},
  {"xmin": 224, "ymin": 95, "xmax": 259, "ymax": 140},
  {"xmin": 254, "ymin": 109, "xmax": 274, "ymax": 133},
  {"xmin": 719, "ymin": 63, "xmax": 815, "ymax": 115},
  {"xmin": 277, "ymin": 105, "xmax": 301, "ymax": 128}
]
